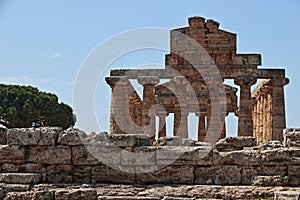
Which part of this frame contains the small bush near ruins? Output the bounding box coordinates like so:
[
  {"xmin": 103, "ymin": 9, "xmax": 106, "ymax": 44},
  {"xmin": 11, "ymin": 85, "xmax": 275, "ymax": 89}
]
[{"xmin": 0, "ymin": 84, "xmax": 75, "ymax": 129}]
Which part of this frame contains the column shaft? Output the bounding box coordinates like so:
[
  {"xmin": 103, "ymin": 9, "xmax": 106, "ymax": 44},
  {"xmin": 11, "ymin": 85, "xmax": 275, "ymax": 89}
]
[
  {"xmin": 137, "ymin": 76, "xmax": 159, "ymax": 137},
  {"xmin": 173, "ymin": 76, "xmax": 188, "ymax": 139},
  {"xmin": 157, "ymin": 111, "xmax": 168, "ymax": 138},
  {"xmin": 234, "ymin": 76, "xmax": 257, "ymax": 137},
  {"xmin": 195, "ymin": 112, "xmax": 206, "ymax": 142},
  {"xmin": 271, "ymin": 78, "xmax": 289, "ymax": 141}
]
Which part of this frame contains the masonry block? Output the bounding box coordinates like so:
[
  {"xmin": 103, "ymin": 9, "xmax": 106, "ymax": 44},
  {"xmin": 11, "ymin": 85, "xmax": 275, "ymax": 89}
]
[
  {"xmin": 28, "ymin": 146, "xmax": 71, "ymax": 164},
  {"xmin": 195, "ymin": 165, "xmax": 241, "ymax": 185},
  {"xmin": 0, "ymin": 173, "xmax": 41, "ymax": 184},
  {"xmin": 92, "ymin": 165, "xmax": 135, "ymax": 184},
  {"xmin": 7, "ymin": 127, "xmax": 61, "ymax": 146},
  {"xmin": 0, "ymin": 145, "xmax": 25, "ymax": 164},
  {"xmin": 136, "ymin": 165, "xmax": 194, "ymax": 184},
  {"xmin": 46, "ymin": 164, "xmax": 73, "ymax": 183}
]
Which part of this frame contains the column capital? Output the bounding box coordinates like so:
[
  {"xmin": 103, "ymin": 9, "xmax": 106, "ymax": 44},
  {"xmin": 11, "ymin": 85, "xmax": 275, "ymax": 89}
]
[
  {"xmin": 222, "ymin": 111, "xmax": 229, "ymax": 117},
  {"xmin": 234, "ymin": 75, "xmax": 257, "ymax": 87},
  {"xmin": 195, "ymin": 111, "xmax": 206, "ymax": 117},
  {"xmin": 271, "ymin": 77, "xmax": 289, "ymax": 87},
  {"xmin": 105, "ymin": 76, "xmax": 129, "ymax": 88},
  {"xmin": 156, "ymin": 111, "xmax": 169, "ymax": 118},
  {"xmin": 137, "ymin": 76, "xmax": 159, "ymax": 86}
]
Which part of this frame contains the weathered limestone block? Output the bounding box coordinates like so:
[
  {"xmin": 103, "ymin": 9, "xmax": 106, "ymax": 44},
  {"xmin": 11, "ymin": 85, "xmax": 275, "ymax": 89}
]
[
  {"xmin": 4, "ymin": 191, "xmax": 33, "ymax": 200},
  {"xmin": 107, "ymin": 134, "xmax": 151, "ymax": 147},
  {"xmin": 156, "ymin": 146, "xmax": 213, "ymax": 166},
  {"xmin": 181, "ymin": 138, "xmax": 197, "ymax": 146},
  {"xmin": 247, "ymin": 54, "xmax": 262, "ymax": 65},
  {"xmin": 284, "ymin": 128, "xmax": 300, "ymax": 147},
  {"xmin": 219, "ymin": 149, "xmax": 261, "ymax": 166},
  {"xmin": 76, "ymin": 145, "xmax": 121, "ymax": 165},
  {"xmin": 0, "ymin": 145, "xmax": 25, "ymax": 164},
  {"xmin": 73, "ymin": 166, "xmax": 91, "ymax": 183},
  {"xmin": 136, "ymin": 165, "xmax": 194, "ymax": 184},
  {"xmin": 2, "ymin": 163, "xmax": 46, "ymax": 173},
  {"xmin": 1, "ymin": 163, "xmax": 48, "ymax": 183},
  {"xmin": 215, "ymin": 137, "xmax": 256, "ymax": 152},
  {"xmin": 7, "ymin": 127, "xmax": 62, "ymax": 146},
  {"xmin": 0, "ymin": 173, "xmax": 41, "ymax": 184},
  {"xmin": 28, "ymin": 146, "xmax": 71, "ymax": 164},
  {"xmin": 274, "ymin": 191, "xmax": 300, "ymax": 200},
  {"xmin": 155, "ymin": 136, "xmax": 180, "ymax": 146},
  {"xmin": 252, "ymin": 175, "xmax": 289, "ymax": 186},
  {"xmin": 92, "ymin": 165, "xmax": 135, "ymax": 184},
  {"xmin": 289, "ymin": 148, "xmax": 300, "ymax": 165},
  {"xmin": 32, "ymin": 190, "xmax": 54, "ymax": 200},
  {"xmin": 260, "ymin": 141, "xmax": 283, "ymax": 150},
  {"xmin": 0, "ymin": 183, "xmax": 31, "ymax": 196},
  {"xmin": 72, "ymin": 146, "xmax": 101, "ymax": 165},
  {"xmin": 241, "ymin": 165, "xmax": 287, "ymax": 185},
  {"xmin": 288, "ymin": 166, "xmax": 300, "ymax": 186},
  {"xmin": 261, "ymin": 148, "xmax": 291, "ymax": 164},
  {"xmin": 57, "ymin": 128, "xmax": 87, "ymax": 146},
  {"xmin": 121, "ymin": 147, "xmax": 156, "ymax": 166},
  {"xmin": 194, "ymin": 142, "xmax": 212, "ymax": 147},
  {"xmin": 0, "ymin": 128, "xmax": 7, "ymax": 145},
  {"xmin": 54, "ymin": 188, "xmax": 97, "ymax": 200},
  {"xmin": 195, "ymin": 165, "xmax": 241, "ymax": 185},
  {"xmin": 98, "ymin": 197, "xmax": 160, "ymax": 200},
  {"xmin": 47, "ymin": 165, "xmax": 73, "ymax": 183}
]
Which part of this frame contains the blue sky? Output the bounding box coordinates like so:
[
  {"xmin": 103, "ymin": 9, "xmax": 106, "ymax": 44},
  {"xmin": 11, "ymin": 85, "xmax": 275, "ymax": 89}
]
[{"xmin": 0, "ymin": 1, "xmax": 299, "ymax": 136}]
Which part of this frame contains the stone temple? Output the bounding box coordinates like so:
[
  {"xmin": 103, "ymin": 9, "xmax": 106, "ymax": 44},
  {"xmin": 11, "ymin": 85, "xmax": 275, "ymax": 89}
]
[
  {"xmin": 105, "ymin": 16, "xmax": 289, "ymax": 145},
  {"xmin": 0, "ymin": 16, "xmax": 299, "ymax": 199}
]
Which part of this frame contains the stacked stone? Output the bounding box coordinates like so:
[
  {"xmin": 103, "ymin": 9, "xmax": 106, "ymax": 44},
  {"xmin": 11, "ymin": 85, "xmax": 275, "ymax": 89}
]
[{"xmin": 0, "ymin": 127, "xmax": 299, "ymax": 188}]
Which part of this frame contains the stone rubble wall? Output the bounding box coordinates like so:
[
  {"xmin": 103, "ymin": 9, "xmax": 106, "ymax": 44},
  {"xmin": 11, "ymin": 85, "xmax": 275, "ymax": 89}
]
[
  {"xmin": 0, "ymin": 127, "xmax": 299, "ymax": 190},
  {"xmin": 1, "ymin": 184, "xmax": 300, "ymax": 200}
]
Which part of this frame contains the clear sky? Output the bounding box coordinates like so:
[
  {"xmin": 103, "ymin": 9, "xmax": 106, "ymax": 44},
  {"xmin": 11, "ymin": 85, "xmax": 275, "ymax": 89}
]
[{"xmin": 0, "ymin": 0, "xmax": 299, "ymax": 136}]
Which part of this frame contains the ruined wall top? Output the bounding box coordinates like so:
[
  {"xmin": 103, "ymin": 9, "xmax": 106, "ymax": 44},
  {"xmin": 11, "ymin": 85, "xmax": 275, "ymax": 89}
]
[{"xmin": 167, "ymin": 16, "xmax": 261, "ymax": 69}]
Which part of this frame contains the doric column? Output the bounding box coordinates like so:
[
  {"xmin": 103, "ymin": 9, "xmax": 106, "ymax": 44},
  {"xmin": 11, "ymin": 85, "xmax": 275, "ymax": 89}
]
[
  {"xmin": 137, "ymin": 76, "xmax": 159, "ymax": 137},
  {"xmin": 234, "ymin": 76, "xmax": 257, "ymax": 136},
  {"xmin": 262, "ymin": 93, "xmax": 269, "ymax": 140},
  {"xmin": 205, "ymin": 78, "xmax": 225, "ymax": 143},
  {"xmin": 219, "ymin": 112, "xmax": 228, "ymax": 140},
  {"xmin": 252, "ymin": 97, "xmax": 258, "ymax": 139},
  {"xmin": 258, "ymin": 95, "xmax": 264, "ymax": 142},
  {"xmin": 271, "ymin": 78, "xmax": 289, "ymax": 141},
  {"xmin": 173, "ymin": 76, "xmax": 188, "ymax": 139},
  {"xmin": 266, "ymin": 92, "xmax": 272, "ymax": 140},
  {"xmin": 105, "ymin": 76, "xmax": 130, "ymax": 134},
  {"xmin": 195, "ymin": 112, "xmax": 206, "ymax": 142},
  {"xmin": 157, "ymin": 111, "xmax": 168, "ymax": 138}
]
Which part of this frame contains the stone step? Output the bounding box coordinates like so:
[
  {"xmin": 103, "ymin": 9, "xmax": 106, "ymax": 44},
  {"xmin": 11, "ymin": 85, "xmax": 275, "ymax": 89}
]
[
  {"xmin": 274, "ymin": 191, "xmax": 300, "ymax": 200},
  {"xmin": 0, "ymin": 173, "xmax": 42, "ymax": 184},
  {"xmin": 252, "ymin": 175, "xmax": 289, "ymax": 186},
  {"xmin": 97, "ymin": 197, "xmax": 160, "ymax": 200},
  {"xmin": 0, "ymin": 183, "xmax": 31, "ymax": 199}
]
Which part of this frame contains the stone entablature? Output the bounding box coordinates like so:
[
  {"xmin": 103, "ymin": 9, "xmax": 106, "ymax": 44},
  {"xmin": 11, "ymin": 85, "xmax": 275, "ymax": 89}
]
[{"xmin": 105, "ymin": 16, "xmax": 289, "ymax": 144}]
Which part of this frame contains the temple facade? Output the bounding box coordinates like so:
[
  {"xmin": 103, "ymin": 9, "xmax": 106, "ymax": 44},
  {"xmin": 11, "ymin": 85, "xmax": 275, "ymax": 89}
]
[{"xmin": 105, "ymin": 16, "xmax": 289, "ymax": 145}]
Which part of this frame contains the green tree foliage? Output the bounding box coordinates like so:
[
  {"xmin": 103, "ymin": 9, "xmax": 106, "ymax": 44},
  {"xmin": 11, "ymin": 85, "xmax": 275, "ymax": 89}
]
[{"xmin": 0, "ymin": 84, "xmax": 75, "ymax": 129}]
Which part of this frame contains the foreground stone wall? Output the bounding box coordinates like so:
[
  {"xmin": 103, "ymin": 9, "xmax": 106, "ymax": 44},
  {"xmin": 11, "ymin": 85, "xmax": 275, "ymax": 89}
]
[
  {"xmin": 2, "ymin": 184, "xmax": 300, "ymax": 200},
  {"xmin": 0, "ymin": 127, "xmax": 299, "ymax": 188}
]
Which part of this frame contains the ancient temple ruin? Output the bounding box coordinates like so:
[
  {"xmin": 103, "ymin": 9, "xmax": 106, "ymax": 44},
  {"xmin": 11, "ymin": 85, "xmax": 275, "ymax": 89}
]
[{"xmin": 105, "ymin": 16, "xmax": 289, "ymax": 145}]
